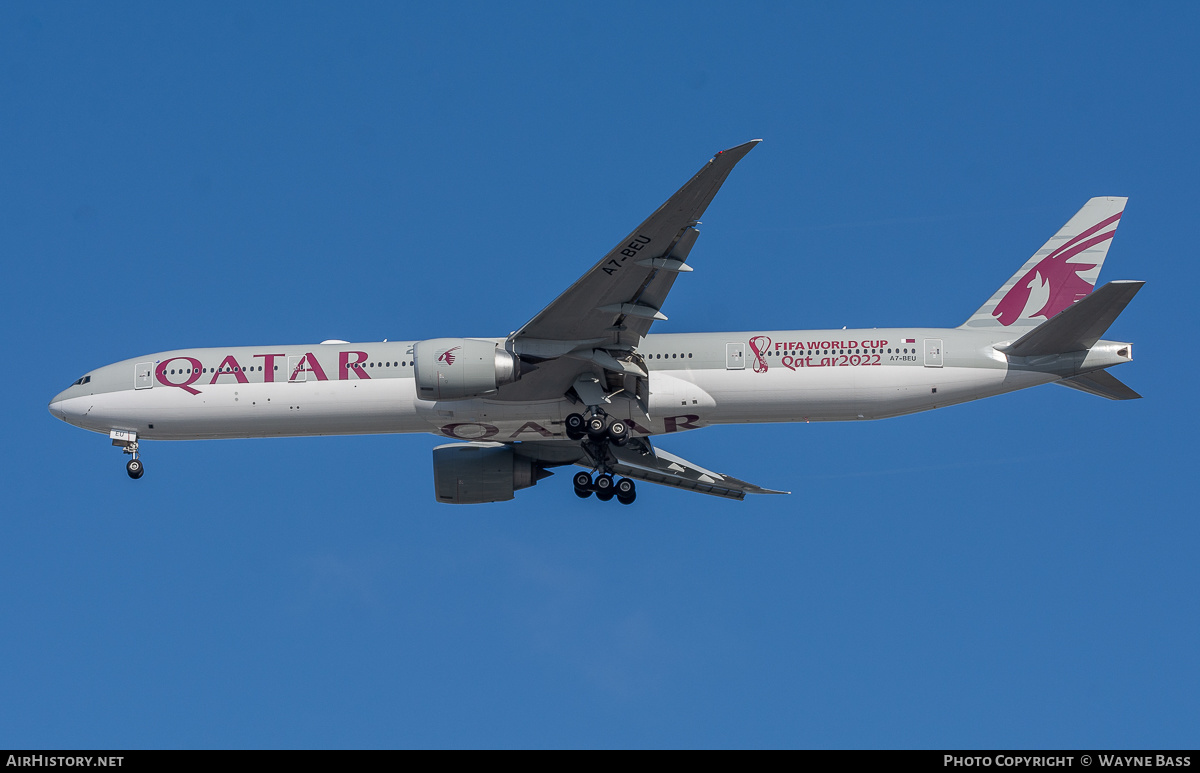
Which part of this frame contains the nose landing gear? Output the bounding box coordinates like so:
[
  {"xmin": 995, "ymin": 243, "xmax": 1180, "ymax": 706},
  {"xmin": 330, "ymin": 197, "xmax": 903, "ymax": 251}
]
[{"xmin": 110, "ymin": 429, "xmax": 144, "ymax": 480}]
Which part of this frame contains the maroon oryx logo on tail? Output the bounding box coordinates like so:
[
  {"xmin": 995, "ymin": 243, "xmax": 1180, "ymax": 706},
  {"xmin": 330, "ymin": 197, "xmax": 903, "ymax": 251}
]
[
  {"xmin": 992, "ymin": 211, "xmax": 1122, "ymax": 326},
  {"xmin": 436, "ymin": 346, "xmax": 461, "ymax": 366}
]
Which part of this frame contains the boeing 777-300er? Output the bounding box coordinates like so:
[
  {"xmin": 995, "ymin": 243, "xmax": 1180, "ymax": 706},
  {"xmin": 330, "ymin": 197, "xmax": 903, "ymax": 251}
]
[{"xmin": 49, "ymin": 140, "xmax": 1143, "ymax": 504}]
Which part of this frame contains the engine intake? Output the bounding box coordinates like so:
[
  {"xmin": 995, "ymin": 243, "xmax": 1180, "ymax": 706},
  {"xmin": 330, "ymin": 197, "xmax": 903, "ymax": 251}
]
[
  {"xmin": 413, "ymin": 338, "xmax": 520, "ymax": 400},
  {"xmin": 432, "ymin": 442, "xmax": 551, "ymax": 504}
]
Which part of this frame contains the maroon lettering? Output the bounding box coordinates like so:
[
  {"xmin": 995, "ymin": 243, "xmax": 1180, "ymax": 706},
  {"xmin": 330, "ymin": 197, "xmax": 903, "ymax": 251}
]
[
  {"xmin": 156, "ymin": 356, "xmax": 203, "ymax": 395},
  {"xmin": 209, "ymin": 355, "xmax": 249, "ymax": 385},
  {"xmin": 339, "ymin": 351, "xmax": 371, "ymax": 380},
  {"xmin": 307, "ymin": 353, "xmax": 329, "ymax": 380},
  {"xmin": 664, "ymin": 414, "xmax": 702, "ymax": 432},
  {"xmin": 254, "ymin": 353, "xmax": 285, "ymax": 383},
  {"xmin": 294, "ymin": 353, "xmax": 329, "ymax": 381},
  {"xmin": 625, "ymin": 418, "xmax": 652, "ymax": 435},
  {"xmin": 441, "ymin": 422, "xmax": 499, "ymax": 440},
  {"xmin": 509, "ymin": 421, "xmax": 554, "ymax": 439}
]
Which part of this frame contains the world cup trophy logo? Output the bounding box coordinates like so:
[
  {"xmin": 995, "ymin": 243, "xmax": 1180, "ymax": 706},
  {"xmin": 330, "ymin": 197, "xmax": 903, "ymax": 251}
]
[{"xmin": 748, "ymin": 336, "xmax": 772, "ymax": 373}]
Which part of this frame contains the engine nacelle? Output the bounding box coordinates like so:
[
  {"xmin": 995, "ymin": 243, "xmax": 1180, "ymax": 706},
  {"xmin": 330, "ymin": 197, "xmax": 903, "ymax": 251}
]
[
  {"xmin": 413, "ymin": 338, "xmax": 520, "ymax": 401},
  {"xmin": 432, "ymin": 442, "xmax": 549, "ymax": 504}
]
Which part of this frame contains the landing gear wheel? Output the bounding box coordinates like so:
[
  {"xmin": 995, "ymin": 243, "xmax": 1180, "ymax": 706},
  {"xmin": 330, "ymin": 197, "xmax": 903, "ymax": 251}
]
[
  {"xmin": 615, "ymin": 477, "xmax": 635, "ymax": 497},
  {"xmin": 586, "ymin": 415, "xmax": 608, "ymax": 440},
  {"xmin": 617, "ymin": 493, "xmax": 635, "ymax": 505},
  {"xmin": 572, "ymin": 470, "xmax": 593, "ymax": 498},
  {"xmin": 594, "ymin": 473, "xmax": 615, "ymax": 494},
  {"xmin": 565, "ymin": 413, "xmax": 586, "ymax": 440},
  {"xmin": 608, "ymin": 420, "xmax": 630, "ymax": 446},
  {"xmin": 596, "ymin": 491, "xmax": 614, "ymax": 502},
  {"xmin": 126, "ymin": 459, "xmax": 144, "ymax": 479}
]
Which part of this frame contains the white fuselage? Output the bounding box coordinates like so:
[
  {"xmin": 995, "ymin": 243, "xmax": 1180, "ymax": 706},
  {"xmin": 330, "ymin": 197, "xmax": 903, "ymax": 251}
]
[{"xmin": 49, "ymin": 328, "xmax": 1059, "ymax": 443}]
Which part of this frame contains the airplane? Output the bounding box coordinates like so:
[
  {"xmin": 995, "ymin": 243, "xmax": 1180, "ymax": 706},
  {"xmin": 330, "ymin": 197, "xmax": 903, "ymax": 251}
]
[{"xmin": 48, "ymin": 140, "xmax": 1143, "ymax": 504}]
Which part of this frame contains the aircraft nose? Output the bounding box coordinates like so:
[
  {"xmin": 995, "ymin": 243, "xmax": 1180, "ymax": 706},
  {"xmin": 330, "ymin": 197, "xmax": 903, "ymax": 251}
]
[{"xmin": 49, "ymin": 389, "xmax": 73, "ymax": 422}]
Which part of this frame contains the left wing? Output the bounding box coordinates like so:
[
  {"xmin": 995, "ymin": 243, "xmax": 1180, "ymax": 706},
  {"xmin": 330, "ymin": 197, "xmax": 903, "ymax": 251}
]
[
  {"xmin": 515, "ymin": 437, "xmax": 788, "ymax": 501},
  {"xmin": 496, "ymin": 141, "xmax": 760, "ymax": 402},
  {"xmin": 608, "ymin": 438, "xmax": 788, "ymax": 500}
]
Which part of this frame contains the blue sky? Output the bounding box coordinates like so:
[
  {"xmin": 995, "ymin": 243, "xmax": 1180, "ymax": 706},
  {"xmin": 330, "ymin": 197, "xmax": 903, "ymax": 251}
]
[{"xmin": 2, "ymin": 2, "xmax": 1196, "ymax": 748}]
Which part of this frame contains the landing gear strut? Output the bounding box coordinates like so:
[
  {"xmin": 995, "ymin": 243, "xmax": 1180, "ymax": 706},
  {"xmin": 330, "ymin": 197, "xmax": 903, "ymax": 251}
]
[
  {"xmin": 565, "ymin": 412, "xmax": 637, "ymax": 504},
  {"xmin": 111, "ymin": 430, "xmax": 144, "ymax": 480}
]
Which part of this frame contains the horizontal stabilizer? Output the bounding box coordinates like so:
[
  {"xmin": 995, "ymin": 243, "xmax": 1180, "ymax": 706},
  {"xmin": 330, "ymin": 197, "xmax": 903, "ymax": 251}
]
[
  {"xmin": 1057, "ymin": 369, "xmax": 1142, "ymax": 400},
  {"xmin": 998, "ymin": 280, "xmax": 1144, "ymax": 357}
]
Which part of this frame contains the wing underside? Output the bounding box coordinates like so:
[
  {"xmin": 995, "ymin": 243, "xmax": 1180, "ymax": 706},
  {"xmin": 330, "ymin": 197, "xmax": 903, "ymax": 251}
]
[{"xmin": 516, "ymin": 437, "xmax": 787, "ymax": 501}]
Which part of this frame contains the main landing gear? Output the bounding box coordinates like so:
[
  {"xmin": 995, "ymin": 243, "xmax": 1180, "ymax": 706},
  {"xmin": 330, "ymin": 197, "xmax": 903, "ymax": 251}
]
[
  {"xmin": 565, "ymin": 412, "xmax": 629, "ymax": 446},
  {"xmin": 566, "ymin": 412, "xmax": 636, "ymax": 504},
  {"xmin": 572, "ymin": 470, "xmax": 636, "ymax": 505}
]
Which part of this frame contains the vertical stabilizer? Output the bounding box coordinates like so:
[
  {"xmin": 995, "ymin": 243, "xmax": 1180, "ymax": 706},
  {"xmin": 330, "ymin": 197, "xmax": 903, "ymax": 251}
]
[{"xmin": 961, "ymin": 197, "xmax": 1127, "ymax": 330}]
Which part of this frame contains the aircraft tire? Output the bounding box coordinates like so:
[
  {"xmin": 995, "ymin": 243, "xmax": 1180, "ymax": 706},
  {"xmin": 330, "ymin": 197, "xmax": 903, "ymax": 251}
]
[
  {"xmin": 608, "ymin": 420, "xmax": 629, "ymax": 446},
  {"xmin": 572, "ymin": 471, "xmax": 593, "ymax": 490},
  {"xmin": 615, "ymin": 477, "xmax": 635, "ymax": 497},
  {"xmin": 594, "ymin": 473, "xmax": 615, "ymax": 493},
  {"xmin": 565, "ymin": 413, "xmax": 586, "ymax": 437},
  {"xmin": 126, "ymin": 459, "xmax": 144, "ymax": 479},
  {"xmin": 574, "ymin": 487, "xmax": 592, "ymax": 499},
  {"xmin": 586, "ymin": 416, "xmax": 608, "ymax": 440},
  {"xmin": 595, "ymin": 491, "xmax": 614, "ymax": 502},
  {"xmin": 617, "ymin": 493, "xmax": 635, "ymax": 505}
]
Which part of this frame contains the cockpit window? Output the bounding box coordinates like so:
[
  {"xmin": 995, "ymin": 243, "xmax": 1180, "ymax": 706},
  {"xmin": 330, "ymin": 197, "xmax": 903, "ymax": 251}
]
[{"xmin": 72, "ymin": 375, "xmax": 91, "ymax": 386}]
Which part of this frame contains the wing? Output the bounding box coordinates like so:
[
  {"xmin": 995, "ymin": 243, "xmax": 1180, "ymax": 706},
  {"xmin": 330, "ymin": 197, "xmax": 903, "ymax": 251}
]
[
  {"xmin": 516, "ymin": 437, "xmax": 788, "ymax": 501},
  {"xmin": 495, "ymin": 140, "xmax": 760, "ymax": 402},
  {"xmin": 608, "ymin": 438, "xmax": 788, "ymax": 500}
]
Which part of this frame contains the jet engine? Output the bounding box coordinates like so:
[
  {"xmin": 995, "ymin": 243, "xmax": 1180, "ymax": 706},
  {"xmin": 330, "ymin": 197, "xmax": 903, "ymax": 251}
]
[
  {"xmin": 413, "ymin": 338, "xmax": 521, "ymax": 400},
  {"xmin": 432, "ymin": 442, "xmax": 552, "ymax": 504}
]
